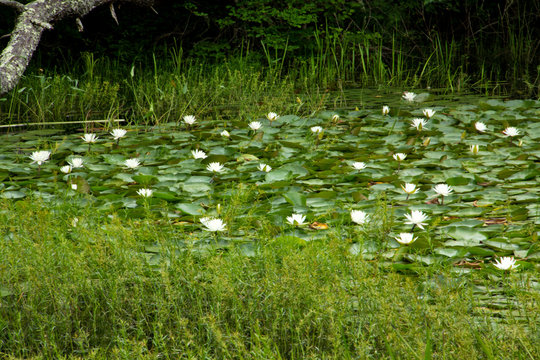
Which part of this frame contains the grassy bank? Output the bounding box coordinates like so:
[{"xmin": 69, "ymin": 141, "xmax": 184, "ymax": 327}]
[
  {"xmin": 0, "ymin": 198, "xmax": 538, "ymax": 359},
  {"xmin": 2, "ymin": 30, "xmax": 538, "ymax": 128}
]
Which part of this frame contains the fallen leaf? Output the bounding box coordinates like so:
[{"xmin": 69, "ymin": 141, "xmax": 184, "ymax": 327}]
[
  {"xmin": 480, "ymin": 218, "xmax": 507, "ymax": 225},
  {"xmin": 453, "ymin": 260, "xmax": 483, "ymax": 269},
  {"xmin": 309, "ymin": 222, "xmax": 329, "ymax": 230}
]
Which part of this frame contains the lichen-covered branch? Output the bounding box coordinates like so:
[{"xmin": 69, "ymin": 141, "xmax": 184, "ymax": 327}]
[{"xmin": 0, "ymin": 0, "xmax": 154, "ymax": 95}]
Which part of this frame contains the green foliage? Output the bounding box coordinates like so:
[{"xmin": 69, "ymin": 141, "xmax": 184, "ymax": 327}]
[
  {"xmin": 1, "ymin": 0, "xmax": 540, "ymax": 96},
  {"xmin": 0, "ymin": 199, "xmax": 538, "ymax": 358}
]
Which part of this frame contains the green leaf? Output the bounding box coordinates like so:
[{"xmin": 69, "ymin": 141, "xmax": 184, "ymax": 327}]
[
  {"xmin": 434, "ymin": 247, "xmax": 463, "ymax": 258},
  {"xmin": 1, "ymin": 190, "xmax": 26, "ymax": 199},
  {"xmin": 283, "ymin": 191, "xmax": 306, "ymax": 207},
  {"xmin": 153, "ymin": 191, "xmax": 180, "ymax": 202},
  {"xmin": 272, "ymin": 235, "xmax": 307, "ymax": 248},
  {"xmin": 132, "ymin": 174, "xmax": 159, "ymax": 186},
  {"xmin": 182, "ymin": 183, "xmax": 212, "ymax": 194},
  {"xmin": 71, "ymin": 176, "xmax": 91, "ymax": 194},
  {"xmin": 265, "ymin": 169, "xmax": 292, "ymax": 183},
  {"xmin": 0, "ymin": 286, "xmax": 13, "ymax": 297},
  {"xmin": 176, "ymin": 203, "xmax": 206, "ymax": 216},
  {"xmin": 446, "ymin": 226, "xmax": 487, "ymax": 243},
  {"xmin": 446, "ymin": 176, "xmax": 470, "ymax": 186}
]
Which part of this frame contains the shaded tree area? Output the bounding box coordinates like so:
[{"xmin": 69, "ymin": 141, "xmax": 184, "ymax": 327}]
[{"xmin": 0, "ymin": 0, "xmax": 539, "ymax": 92}]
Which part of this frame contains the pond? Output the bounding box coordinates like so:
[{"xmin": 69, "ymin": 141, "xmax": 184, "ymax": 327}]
[
  {"xmin": 0, "ymin": 91, "xmax": 538, "ymax": 273},
  {"xmin": 2, "ymin": 89, "xmax": 539, "ymax": 324}
]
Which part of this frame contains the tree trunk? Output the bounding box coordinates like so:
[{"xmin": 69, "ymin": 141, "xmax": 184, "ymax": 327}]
[{"xmin": 0, "ymin": 0, "xmax": 154, "ymax": 95}]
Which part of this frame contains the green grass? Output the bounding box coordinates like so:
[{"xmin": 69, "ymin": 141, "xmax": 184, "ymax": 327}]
[
  {"xmin": 1, "ymin": 198, "xmax": 538, "ymax": 359},
  {"xmin": 2, "ymin": 29, "xmax": 538, "ymax": 128},
  {"xmin": 0, "ymin": 53, "xmax": 304, "ymax": 128}
]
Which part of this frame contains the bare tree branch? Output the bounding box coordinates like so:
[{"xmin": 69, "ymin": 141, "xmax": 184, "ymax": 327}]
[
  {"xmin": 0, "ymin": 0, "xmax": 154, "ymax": 95},
  {"xmin": 110, "ymin": 3, "xmax": 119, "ymax": 25}
]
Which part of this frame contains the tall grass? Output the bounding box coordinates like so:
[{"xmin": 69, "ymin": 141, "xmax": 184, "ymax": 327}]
[
  {"xmin": 0, "ymin": 27, "xmax": 538, "ymax": 127},
  {"xmin": 0, "ymin": 198, "xmax": 538, "ymax": 359},
  {"xmin": 0, "ymin": 51, "xmax": 304, "ymax": 128}
]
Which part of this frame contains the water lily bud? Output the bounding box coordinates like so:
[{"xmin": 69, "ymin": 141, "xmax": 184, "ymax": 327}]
[
  {"xmin": 266, "ymin": 112, "xmax": 279, "ymax": 122},
  {"xmin": 411, "ymin": 118, "xmax": 427, "ymax": 131},
  {"xmin": 402, "ymin": 92, "xmax": 416, "ymax": 102},
  {"xmin": 60, "ymin": 165, "xmax": 72, "ymax": 174},
  {"xmin": 183, "ymin": 115, "xmax": 197, "ymax": 125},
  {"xmin": 422, "ymin": 109, "xmax": 435, "ymax": 119}
]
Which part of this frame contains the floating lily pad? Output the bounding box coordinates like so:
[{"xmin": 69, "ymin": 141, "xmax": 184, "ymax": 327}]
[{"xmin": 446, "ymin": 226, "xmax": 487, "ymax": 243}]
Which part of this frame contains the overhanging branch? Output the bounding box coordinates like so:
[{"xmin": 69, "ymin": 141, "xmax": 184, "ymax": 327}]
[{"xmin": 0, "ymin": 0, "xmax": 154, "ymax": 95}]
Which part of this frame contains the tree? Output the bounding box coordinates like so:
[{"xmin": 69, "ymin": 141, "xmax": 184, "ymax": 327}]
[{"xmin": 0, "ymin": 0, "xmax": 154, "ymax": 95}]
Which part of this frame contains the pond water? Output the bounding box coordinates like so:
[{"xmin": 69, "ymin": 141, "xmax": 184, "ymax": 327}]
[{"xmin": 0, "ymin": 90, "xmax": 539, "ymax": 319}]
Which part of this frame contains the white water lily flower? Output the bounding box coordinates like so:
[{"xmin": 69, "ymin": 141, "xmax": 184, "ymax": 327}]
[
  {"xmin": 422, "ymin": 109, "xmax": 435, "ymax": 119},
  {"xmin": 29, "ymin": 150, "xmax": 51, "ymax": 165},
  {"xmin": 221, "ymin": 130, "xmax": 230, "ymax": 137},
  {"xmin": 502, "ymin": 127, "xmax": 520, "ymax": 137},
  {"xmin": 350, "ymin": 210, "xmax": 369, "ymax": 225},
  {"xmin": 433, "ymin": 184, "xmax": 453, "ymax": 197},
  {"xmin": 402, "ymin": 91, "xmax": 416, "ymax": 102},
  {"xmin": 266, "ymin": 112, "xmax": 279, "ymax": 121},
  {"xmin": 475, "ymin": 121, "xmax": 487, "ymax": 132},
  {"xmin": 199, "ymin": 217, "xmax": 211, "ymax": 226},
  {"xmin": 110, "ymin": 128, "xmax": 127, "ymax": 140},
  {"xmin": 68, "ymin": 157, "xmax": 84, "ymax": 168},
  {"xmin": 401, "ymin": 183, "xmax": 418, "ymax": 195},
  {"xmin": 470, "ymin": 144, "xmax": 479, "ymax": 155},
  {"xmin": 206, "ymin": 162, "xmax": 224, "ymax": 173},
  {"xmin": 248, "ymin": 121, "xmax": 262, "ymax": 131},
  {"xmin": 493, "ymin": 256, "xmax": 519, "ymax": 271},
  {"xmin": 331, "ymin": 114, "xmax": 340, "ymax": 121},
  {"xmin": 352, "ymin": 162, "xmax": 367, "ymax": 170},
  {"xmin": 137, "ymin": 188, "xmax": 153, "ymax": 197},
  {"xmin": 393, "ymin": 153, "xmax": 407, "ymax": 161},
  {"xmin": 382, "ymin": 105, "xmax": 390, "ymax": 115},
  {"xmin": 191, "ymin": 149, "xmax": 207, "ymax": 159},
  {"xmin": 60, "ymin": 165, "xmax": 72, "ymax": 174},
  {"xmin": 286, "ymin": 213, "xmax": 306, "ymax": 226},
  {"xmin": 311, "ymin": 126, "xmax": 323, "ymax": 133},
  {"xmin": 81, "ymin": 133, "xmax": 98, "ymax": 143},
  {"xmin": 124, "ymin": 158, "xmax": 141, "ymax": 169},
  {"xmin": 411, "ymin": 118, "xmax": 427, "ymax": 131},
  {"xmin": 183, "ymin": 115, "xmax": 196, "ymax": 125},
  {"xmin": 201, "ymin": 218, "xmax": 227, "ymax": 232},
  {"xmin": 404, "ymin": 210, "xmax": 429, "ymax": 230},
  {"xmin": 394, "ymin": 232, "xmax": 417, "ymax": 245},
  {"xmin": 258, "ymin": 163, "xmax": 272, "ymax": 172}
]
